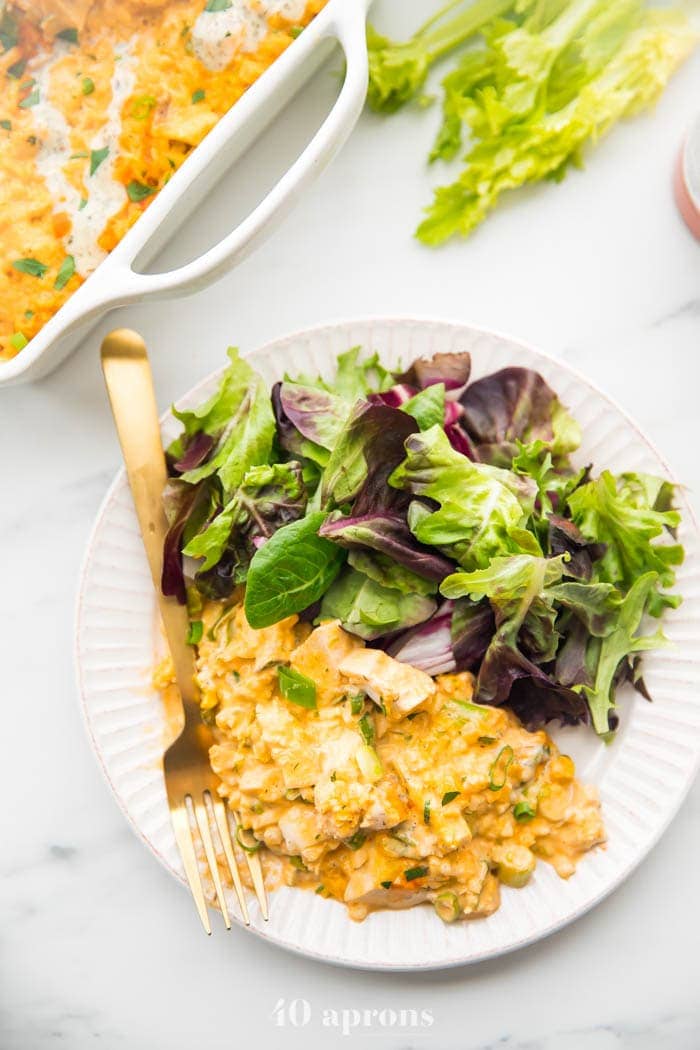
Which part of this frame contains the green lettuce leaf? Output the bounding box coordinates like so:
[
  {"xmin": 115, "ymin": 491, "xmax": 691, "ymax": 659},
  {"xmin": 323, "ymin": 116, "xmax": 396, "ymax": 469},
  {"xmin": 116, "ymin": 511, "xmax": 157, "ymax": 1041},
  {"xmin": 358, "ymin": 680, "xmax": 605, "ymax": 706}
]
[
  {"xmin": 389, "ymin": 425, "xmax": 540, "ymax": 567},
  {"xmin": 567, "ymin": 470, "xmax": 683, "ymax": 615},
  {"xmin": 319, "ymin": 567, "xmax": 436, "ymax": 640},
  {"xmin": 169, "ymin": 348, "xmax": 275, "ymax": 498},
  {"xmin": 581, "ymin": 572, "xmax": 670, "ymax": 735}
]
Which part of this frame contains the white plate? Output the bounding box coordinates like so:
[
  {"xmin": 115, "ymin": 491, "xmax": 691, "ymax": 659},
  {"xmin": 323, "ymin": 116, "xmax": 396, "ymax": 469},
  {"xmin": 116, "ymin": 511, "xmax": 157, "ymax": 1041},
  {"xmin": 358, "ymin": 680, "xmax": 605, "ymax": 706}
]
[{"xmin": 75, "ymin": 317, "xmax": 700, "ymax": 970}]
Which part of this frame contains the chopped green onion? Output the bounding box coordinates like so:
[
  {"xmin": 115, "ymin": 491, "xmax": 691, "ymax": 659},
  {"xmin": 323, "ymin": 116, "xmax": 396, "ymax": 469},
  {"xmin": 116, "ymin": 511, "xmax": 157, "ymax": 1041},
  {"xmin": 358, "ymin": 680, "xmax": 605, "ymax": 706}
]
[
  {"xmin": 186, "ymin": 586, "xmax": 203, "ymax": 618},
  {"xmin": 131, "ymin": 94, "xmax": 157, "ymax": 120},
  {"xmin": 0, "ymin": 11, "xmax": 19, "ymax": 53},
  {"xmin": 9, "ymin": 331, "xmax": 28, "ymax": 351},
  {"xmin": 489, "ymin": 745, "xmax": 514, "ymax": 791},
  {"xmin": 7, "ymin": 58, "xmax": 26, "ymax": 79},
  {"xmin": 513, "ymin": 801, "xmax": 536, "ymax": 822},
  {"xmin": 315, "ymin": 884, "xmax": 326, "ymax": 895},
  {"xmin": 358, "ymin": 713, "xmax": 374, "ymax": 746},
  {"xmin": 82, "ymin": 77, "xmax": 94, "ymax": 95},
  {"xmin": 186, "ymin": 620, "xmax": 203, "ymax": 646},
  {"xmin": 0, "ymin": 119, "xmax": 11, "ymax": 131},
  {"xmin": 288, "ymin": 854, "xmax": 306, "ymax": 870},
  {"xmin": 278, "ymin": 665, "xmax": 317, "ymax": 709},
  {"xmin": 344, "ymin": 830, "xmax": 366, "ymax": 851},
  {"xmin": 56, "ymin": 27, "xmax": 78, "ymax": 44},
  {"xmin": 89, "ymin": 146, "xmax": 109, "ymax": 175},
  {"xmin": 78, "ymin": 197, "xmax": 88, "ymax": 211},
  {"xmin": 127, "ymin": 180, "xmax": 155, "ymax": 203},
  {"xmin": 20, "ymin": 79, "xmax": 34, "ymax": 91},
  {"xmin": 236, "ymin": 826, "xmax": 261, "ymax": 853},
  {"xmin": 423, "ymin": 799, "xmax": 431, "ymax": 824},
  {"xmin": 441, "ymin": 791, "xmax": 459, "ymax": 806},
  {"xmin": 70, "ymin": 151, "xmax": 89, "ymax": 159},
  {"xmin": 205, "ymin": 0, "xmax": 232, "ymax": 10},
  {"xmin": 289, "ymin": 25, "xmax": 304, "ymax": 38},
  {"xmin": 19, "ymin": 87, "xmax": 39, "ymax": 108},
  {"xmin": 24, "ymin": 309, "xmax": 33, "ymax": 318},
  {"xmin": 350, "ymin": 693, "xmax": 364, "ymax": 715},
  {"xmin": 380, "ymin": 880, "xmax": 393, "ymax": 889},
  {"xmin": 404, "ymin": 865, "xmax": 429, "ymax": 882},
  {"xmin": 54, "ymin": 255, "xmax": 75, "ymax": 290},
  {"xmin": 478, "ymin": 735, "xmax": 497, "ymax": 746},
  {"xmin": 191, "ymin": 88, "xmax": 205, "ymax": 104},
  {"xmin": 434, "ymin": 891, "xmax": 460, "ymax": 923},
  {"xmin": 12, "ymin": 257, "xmax": 47, "ymax": 278}
]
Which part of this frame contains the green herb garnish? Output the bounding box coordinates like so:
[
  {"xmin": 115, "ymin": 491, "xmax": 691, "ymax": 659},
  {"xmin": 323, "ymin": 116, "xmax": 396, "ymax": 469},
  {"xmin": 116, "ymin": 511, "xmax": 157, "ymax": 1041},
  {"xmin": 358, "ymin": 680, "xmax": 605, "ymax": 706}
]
[
  {"xmin": 56, "ymin": 27, "xmax": 79, "ymax": 44},
  {"xmin": 278, "ymin": 666, "xmax": 317, "ymax": 709},
  {"xmin": 9, "ymin": 331, "xmax": 28, "ymax": 351},
  {"xmin": 380, "ymin": 880, "xmax": 393, "ymax": 889},
  {"xmin": 82, "ymin": 77, "xmax": 95, "ymax": 95},
  {"xmin": 7, "ymin": 58, "xmax": 26, "ymax": 79},
  {"xmin": 12, "ymin": 257, "xmax": 47, "ymax": 278},
  {"xmin": 404, "ymin": 865, "xmax": 429, "ymax": 882},
  {"xmin": 489, "ymin": 746, "xmax": 514, "ymax": 792},
  {"xmin": 186, "ymin": 620, "xmax": 203, "ymax": 646},
  {"xmin": 18, "ymin": 87, "xmax": 39, "ymax": 109},
  {"xmin": 423, "ymin": 799, "xmax": 431, "ymax": 824},
  {"xmin": 344, "ymin": 831, "xmax": 366, "ymax": 851},
  {"xmin": 191, "ymin": 88, "xmax": 205, "ymax": 104},
  {"xmin": 54, "ymin": 255, "xmax": 75, "ymax": 290},
  {"xmin": 78, "ymin": 197, "xmax": 88, "ymax": 211},
  {"xmin": 0, "ymin": 119, "xmax": 10, "ymax": 131},
  {"xmin": 513, "ymin": 801, "xmax": 536, "ymax": 822},
  {"xmin": 441, "ymin": 791, "xmax": 459, "ymax": 806},
  {"xmin": 358, "ymin": 713, "xmax": 374, "ymax": 746},
  {"xmin": 205, "ymin": 0, "xmax": 232, "ymax": 10},
  {"xmin": 89, "ymin": 146, "xmax": 109, "ymax": 175},
  {"xmin": 349, "ymin": 694, "xmax": 364, "ymax": 715},
  {"xmin": 127, "ymin": 180, "xmax": 155, "ymax": 203}
]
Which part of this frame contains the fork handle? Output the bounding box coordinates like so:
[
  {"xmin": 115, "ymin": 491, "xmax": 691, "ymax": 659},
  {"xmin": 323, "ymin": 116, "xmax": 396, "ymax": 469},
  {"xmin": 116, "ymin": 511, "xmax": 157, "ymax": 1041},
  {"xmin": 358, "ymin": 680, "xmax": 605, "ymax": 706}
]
[{"xmin": 101, "ymin": 329, "xmax": 198, "ymax": 708}]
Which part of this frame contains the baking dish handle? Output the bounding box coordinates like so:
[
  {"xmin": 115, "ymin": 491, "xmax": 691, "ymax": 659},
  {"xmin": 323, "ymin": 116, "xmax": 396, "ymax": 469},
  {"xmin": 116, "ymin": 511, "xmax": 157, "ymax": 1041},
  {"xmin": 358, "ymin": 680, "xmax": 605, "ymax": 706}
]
[{"xmin": 110, "ymin": 3, "xmax": 368, "ymax": 303}]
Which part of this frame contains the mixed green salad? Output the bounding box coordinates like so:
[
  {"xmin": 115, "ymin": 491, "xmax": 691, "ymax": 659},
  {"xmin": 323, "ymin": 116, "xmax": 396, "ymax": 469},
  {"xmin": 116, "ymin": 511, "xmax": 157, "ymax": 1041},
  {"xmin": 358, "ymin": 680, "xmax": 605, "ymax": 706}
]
[
  {"xmin": 162, "ymin": 347, "xmax": 684, "ymax": 739},
  {"xmin": 366, "ymin": 0, "xmax": 696, "ymax": 243}
]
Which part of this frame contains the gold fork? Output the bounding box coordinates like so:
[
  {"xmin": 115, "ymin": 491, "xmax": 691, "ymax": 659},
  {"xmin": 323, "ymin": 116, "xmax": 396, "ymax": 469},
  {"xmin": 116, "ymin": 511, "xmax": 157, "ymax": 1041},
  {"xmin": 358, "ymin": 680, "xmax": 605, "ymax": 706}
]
[{"xmin": 101, "ymin": 328, "xmax": 269, "ymax": 934}]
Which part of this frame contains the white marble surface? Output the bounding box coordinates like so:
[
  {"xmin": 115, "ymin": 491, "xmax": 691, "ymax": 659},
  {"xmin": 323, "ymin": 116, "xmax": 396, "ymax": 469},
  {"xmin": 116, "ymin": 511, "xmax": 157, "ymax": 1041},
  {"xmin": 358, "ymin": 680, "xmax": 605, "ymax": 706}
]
[{"xmin": 2, "ymin": 2, "xmax": 700, "ymax": 1047}]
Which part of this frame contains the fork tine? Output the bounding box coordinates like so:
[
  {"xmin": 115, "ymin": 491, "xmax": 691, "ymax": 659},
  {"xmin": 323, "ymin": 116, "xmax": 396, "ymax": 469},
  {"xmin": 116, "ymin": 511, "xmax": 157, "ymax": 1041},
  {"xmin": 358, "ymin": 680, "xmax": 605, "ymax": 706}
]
[
  {"xmin": 170, "ymin": 803, "xmax": 211, "ymax": 935},
  {"xmin": 193, "ymin": 799, "xmax": 231, "ymax": 930},
  {"xmin": 234, "ymin": 810, "xmax": 269, "ymax": 921},
  {"xmin": 211, "ymin": 797, "xmax": 250, "ymax": 926}
]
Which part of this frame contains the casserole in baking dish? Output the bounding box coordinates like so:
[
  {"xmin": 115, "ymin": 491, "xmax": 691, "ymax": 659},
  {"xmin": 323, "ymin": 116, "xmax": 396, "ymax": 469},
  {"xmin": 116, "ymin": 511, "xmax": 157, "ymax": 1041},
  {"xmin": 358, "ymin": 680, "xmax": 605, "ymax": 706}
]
[{"xmin": 0, "ymin": 0, "xmax": 369, "ymax": 384}]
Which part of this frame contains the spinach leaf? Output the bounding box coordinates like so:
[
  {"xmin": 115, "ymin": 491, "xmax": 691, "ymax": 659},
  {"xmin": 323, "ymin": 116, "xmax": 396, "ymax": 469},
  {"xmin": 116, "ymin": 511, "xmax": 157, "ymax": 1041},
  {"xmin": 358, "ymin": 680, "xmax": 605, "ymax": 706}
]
[{"xmin": 244, "ymin": 512, "xmax": 345, "ymax": 628}]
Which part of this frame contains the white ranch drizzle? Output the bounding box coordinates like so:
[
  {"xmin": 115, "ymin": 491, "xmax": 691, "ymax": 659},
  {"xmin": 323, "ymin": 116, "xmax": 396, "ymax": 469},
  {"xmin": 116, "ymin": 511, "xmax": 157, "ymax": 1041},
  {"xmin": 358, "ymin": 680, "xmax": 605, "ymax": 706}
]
[
  {"xmin": 191, "ymin": 1, "xmax": 267, "ymax": 71},
  {"xmin": 260, "ymin": 0, "xmax": 307, "ymax": 19},
  {"xmin": 31, "ymin": 41, "xmax": 136, "ymax": 276}
]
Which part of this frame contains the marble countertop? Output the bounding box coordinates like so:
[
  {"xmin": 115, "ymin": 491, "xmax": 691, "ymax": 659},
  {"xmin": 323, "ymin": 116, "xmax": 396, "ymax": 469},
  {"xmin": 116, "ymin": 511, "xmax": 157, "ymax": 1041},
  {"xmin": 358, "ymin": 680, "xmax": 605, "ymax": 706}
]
[{"xmin": 2, "ymin": 3, "xmax": 700, "ymax": 1047}]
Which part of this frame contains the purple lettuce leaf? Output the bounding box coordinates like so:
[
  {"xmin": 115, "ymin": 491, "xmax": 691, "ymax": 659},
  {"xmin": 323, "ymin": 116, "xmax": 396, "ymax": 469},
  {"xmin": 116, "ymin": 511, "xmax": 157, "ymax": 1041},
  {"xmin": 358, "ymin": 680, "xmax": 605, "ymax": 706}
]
[
  {"xmin": 171, "ymin": 431, "xmax": 215, "ymax": 474},
  {"xmin": 394, "ymin": 351, "xmax": 472, "ymax": 398},
  {"xmin": 319, "ymin": 512, "xmax": 454, "ymax": 582},
  {"xmin": 460, "ymin": 367, "xmax": 579, "ymax": 467},
  {"xmin": 547, "ymin": 514, "xmax": 606, "ymax": 581},
  {"xmin": 386, "ymin": 597, "xmax": 494, "ymax": 676},
  {"xmin": 161, "ymin": 479, "xmax": 215, "ymax": 604}
]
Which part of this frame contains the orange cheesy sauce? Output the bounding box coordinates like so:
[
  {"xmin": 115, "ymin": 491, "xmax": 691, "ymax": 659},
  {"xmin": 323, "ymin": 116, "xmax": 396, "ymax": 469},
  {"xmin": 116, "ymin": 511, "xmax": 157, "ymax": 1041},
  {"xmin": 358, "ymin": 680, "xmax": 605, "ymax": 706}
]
[{"xmin": 0, "ymin": 0, "xmax": 326, "ymax": 360}]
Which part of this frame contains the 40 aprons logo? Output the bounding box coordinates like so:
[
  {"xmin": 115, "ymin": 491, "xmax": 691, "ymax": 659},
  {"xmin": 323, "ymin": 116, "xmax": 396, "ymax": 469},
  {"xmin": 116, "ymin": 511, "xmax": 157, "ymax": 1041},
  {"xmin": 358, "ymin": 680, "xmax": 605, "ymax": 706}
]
[{"xmin": 272, "ymin": 998, "xmax": 435, "ymax": 1037}]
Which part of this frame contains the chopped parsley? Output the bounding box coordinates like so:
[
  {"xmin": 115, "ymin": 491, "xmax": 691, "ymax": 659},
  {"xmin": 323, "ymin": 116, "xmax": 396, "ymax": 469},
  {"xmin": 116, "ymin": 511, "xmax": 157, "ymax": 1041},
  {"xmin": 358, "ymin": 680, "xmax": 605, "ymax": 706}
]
[
  {"xmin": 56, "ymin": 27, "xmax": 79, "ymax": 44},
  {"xmin": 344, "ymin": 831, "xmax": 366, "ymax": 851},
  {"xmin": 82, "ymin": 77, "xmax": 95, "ymax": 96},
  {"xmin": 127, "ymin": 180, "xmax": 155, "ymax": 203},
  {"xmin": 89, "ymin": 146, "xmax": 109, "ymax": 175},
  {"xmin": 78, "ymin": 197, "xmax": 88, "ymax": 211},
  {"xmin": 18, "ymin": 87, "xmax": 39, "ymax": 109},
  {"xmin": 54, "ymin": 255, "xmax": 75, "ymax": 290},
  {"xmin": 24, "ymin": 309, "xmax": 34, "ymax": 319},
  {"xmin": 7, "ymin": 58, "xmax": 26, "ymax": 80},
  {"xmin": 0, "ymin": 119, "xmax": 10, "ymax": 131},
  {"xmin": 191, "ymin": 88, "xmax": 205, "ymax": 104},
  {"xmin": 0, "ymin": 11, "xmax": 19, "ymax": 53},
  {"xmin": 290, "ymin": 25, "xmax": 304, "ymax": 38},
  {"xmin": 441, "ymin": 791, "xmax": 460, "ymax": 806},
  {"xmin": 380, "ymin": 880, "xmax": 393, "ymax": 890},
  {"xmin": 404, "ymin": 865, "xmax": 429, "ymax": 882},
  {"xmin": 205, "ymin": 0, "xmax": 232, "ymax": 10},
  {"xmin": 12, "ymin": 257, "xmax": 47, "ymax": 278}
]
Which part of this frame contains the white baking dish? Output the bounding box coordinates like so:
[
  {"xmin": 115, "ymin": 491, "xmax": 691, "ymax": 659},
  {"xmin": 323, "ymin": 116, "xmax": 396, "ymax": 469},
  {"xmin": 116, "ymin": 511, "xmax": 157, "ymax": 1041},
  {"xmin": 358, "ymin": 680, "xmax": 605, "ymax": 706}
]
[{"xmin": 0, "ymin": 0, "xmax": 370, "ymax": 386}]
